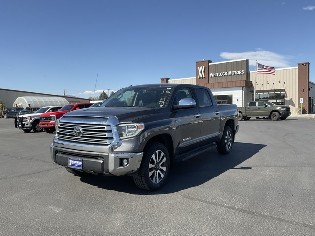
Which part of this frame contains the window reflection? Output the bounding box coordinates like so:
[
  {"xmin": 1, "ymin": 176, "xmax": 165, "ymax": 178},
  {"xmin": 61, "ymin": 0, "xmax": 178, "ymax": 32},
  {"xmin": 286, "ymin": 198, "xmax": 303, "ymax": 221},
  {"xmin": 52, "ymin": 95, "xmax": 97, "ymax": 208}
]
[{"xmin": 255, "ymin": 90, "xmax": 286, "ymax": 105}]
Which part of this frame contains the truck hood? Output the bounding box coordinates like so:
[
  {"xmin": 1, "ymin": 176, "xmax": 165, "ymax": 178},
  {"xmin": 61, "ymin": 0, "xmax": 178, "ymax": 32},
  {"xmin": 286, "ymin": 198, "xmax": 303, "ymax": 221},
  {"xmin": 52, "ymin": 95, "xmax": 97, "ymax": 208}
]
[
  {"xmin": 276, "ymin": 105, "xmax": 290, "ymax": 109},
  {"xmin": 62, "ymin": 107, "xmax": 166, "ymax": 123},
  {"xmin": 41, "ymin": 111, "xmax": 67, "ymax": 117},
  {"xmin": 20, "ymin": 112, "xmax": 43, "ymax": 118}
]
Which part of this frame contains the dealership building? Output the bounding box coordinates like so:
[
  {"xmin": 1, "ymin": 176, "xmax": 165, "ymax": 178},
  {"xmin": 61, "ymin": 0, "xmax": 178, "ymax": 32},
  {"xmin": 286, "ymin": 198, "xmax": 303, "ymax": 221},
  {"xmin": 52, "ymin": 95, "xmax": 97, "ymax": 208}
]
[{"xmin": 161, "ymin": 59, "xmax": 314, "ymax": 115}]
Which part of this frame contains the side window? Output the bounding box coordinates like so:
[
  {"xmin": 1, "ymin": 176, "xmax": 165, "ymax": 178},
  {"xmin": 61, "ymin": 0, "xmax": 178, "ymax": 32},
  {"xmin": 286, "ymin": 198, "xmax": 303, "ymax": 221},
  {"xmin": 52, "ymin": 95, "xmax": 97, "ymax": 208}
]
[
  {"xmin": 196, "ymin": 88, "xmax": 213, "ymax": 107},
  {"xmin": 50, "ymin": 107, "xmax": 60, "ymax": 112},
  {"xmin": 248, "ymin": 102, "xmax": 256, "ymax": 107},
  {"xmin": 257, "ymin": 101, "xmax": 265, "ymax": 107},
  {"xmin": 173, "ymin": 88, "xmax": 193, "ymax": 105}
]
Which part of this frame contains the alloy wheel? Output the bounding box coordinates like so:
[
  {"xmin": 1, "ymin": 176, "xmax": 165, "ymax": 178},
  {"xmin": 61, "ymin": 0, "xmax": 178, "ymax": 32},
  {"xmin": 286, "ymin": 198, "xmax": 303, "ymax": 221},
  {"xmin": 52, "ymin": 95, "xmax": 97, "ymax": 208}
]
[{"xmin": 148, "ymin": 150, "xmax": 167, "ymax": 184}]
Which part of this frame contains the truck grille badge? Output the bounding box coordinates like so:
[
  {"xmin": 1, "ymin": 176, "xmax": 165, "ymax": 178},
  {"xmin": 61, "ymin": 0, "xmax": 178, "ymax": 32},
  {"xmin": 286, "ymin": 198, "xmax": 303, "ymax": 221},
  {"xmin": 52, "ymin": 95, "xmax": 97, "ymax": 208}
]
[{"xmin": 73, "ymin": 126, "xmax": 83, "ymax": 137}]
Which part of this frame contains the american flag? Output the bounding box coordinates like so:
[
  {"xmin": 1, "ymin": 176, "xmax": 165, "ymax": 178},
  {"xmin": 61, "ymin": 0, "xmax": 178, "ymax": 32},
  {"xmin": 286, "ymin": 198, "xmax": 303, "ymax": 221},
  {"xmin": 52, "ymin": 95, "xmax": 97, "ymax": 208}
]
[{"xmin": 257, "ymin": 63, "xmax": 275, "ymax": 75}]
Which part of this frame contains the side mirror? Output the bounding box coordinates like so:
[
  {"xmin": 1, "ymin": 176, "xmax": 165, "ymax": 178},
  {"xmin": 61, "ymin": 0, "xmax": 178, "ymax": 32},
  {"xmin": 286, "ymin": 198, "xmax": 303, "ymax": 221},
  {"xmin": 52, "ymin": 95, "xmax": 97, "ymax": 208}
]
[{"xmin": 173, "ymin": 98, "xmax": 196, "ymax": 109}]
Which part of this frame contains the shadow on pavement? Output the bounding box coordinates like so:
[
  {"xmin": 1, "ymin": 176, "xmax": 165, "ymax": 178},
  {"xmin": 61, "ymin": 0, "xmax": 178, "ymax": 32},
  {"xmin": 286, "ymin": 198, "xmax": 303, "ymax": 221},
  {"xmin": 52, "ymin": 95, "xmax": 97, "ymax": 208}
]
[{"xmin": 79, "ymin": 142, "xmax": 266, "ymax": 195}]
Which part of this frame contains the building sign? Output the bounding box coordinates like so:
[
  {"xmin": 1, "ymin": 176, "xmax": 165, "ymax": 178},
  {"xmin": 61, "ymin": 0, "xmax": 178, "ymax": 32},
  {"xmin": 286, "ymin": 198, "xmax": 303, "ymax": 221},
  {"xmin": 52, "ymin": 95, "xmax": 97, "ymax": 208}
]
[
  {"xmin": 209, "ymin": 70, "xmax": 245, "ymax": 78},
  {"xmin": 197, "ymin": 66, "xmax": 205, "ymax": 79}
]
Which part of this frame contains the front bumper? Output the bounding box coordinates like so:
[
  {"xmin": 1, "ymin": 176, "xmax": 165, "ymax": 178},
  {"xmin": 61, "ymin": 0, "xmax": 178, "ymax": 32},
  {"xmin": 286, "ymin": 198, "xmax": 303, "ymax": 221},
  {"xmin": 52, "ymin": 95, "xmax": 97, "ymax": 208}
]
[
  {"xmin": 280, "ymin": 111, "xmax": 291, "ymax": 118},
  {"xmin": 19, "ymin": 121, "xmax": 32, "ymax": 129},
  {"xmin": 50, "ymin": 141, "xmax": 143, "ymax": 176}
]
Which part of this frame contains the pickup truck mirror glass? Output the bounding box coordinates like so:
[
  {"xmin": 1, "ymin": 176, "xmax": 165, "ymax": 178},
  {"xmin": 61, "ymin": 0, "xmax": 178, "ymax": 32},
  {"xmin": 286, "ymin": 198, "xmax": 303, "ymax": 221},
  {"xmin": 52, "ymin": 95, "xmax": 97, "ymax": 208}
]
[{"xmin": 173, "ymin": 98, "xmax": 196, "ymax": 109}]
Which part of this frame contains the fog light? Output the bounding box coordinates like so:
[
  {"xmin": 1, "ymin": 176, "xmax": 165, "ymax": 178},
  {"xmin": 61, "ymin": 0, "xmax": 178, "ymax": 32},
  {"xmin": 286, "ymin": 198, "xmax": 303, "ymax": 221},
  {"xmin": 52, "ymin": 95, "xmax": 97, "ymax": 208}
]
[{"xmin": 120, "ymin": 158, "xmax": 129, "ymax": 167}]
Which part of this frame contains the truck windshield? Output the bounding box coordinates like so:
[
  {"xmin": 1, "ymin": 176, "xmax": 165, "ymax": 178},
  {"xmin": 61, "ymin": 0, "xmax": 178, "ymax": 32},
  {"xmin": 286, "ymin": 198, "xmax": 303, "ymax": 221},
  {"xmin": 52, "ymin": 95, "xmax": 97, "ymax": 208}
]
[
  {"xmin": 35, "ymin": 107, "xmax": 50, "ymax": 113},
  {"xmin": 101, "ymin": 86, "xmax": 173, "ymax": 108},
  {"xmin": 60, "ymin": 105, "xmax": 74, "ymax": 111}
]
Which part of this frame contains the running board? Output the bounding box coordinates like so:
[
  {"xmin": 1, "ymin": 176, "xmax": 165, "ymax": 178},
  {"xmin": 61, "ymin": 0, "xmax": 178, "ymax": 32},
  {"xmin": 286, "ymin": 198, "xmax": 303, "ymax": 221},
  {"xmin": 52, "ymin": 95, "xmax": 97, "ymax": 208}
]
[{"xmin": 176, "ymin": 142, "xmax": 217, "ymax": 162}]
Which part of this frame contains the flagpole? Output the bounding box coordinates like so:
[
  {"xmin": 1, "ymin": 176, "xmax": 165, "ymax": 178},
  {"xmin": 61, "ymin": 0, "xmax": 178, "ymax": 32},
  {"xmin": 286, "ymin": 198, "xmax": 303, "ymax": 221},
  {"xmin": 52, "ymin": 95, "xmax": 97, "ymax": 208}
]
[{"xmin": 254, "ymin": 60, "xmax": 257, "ymax": 101}]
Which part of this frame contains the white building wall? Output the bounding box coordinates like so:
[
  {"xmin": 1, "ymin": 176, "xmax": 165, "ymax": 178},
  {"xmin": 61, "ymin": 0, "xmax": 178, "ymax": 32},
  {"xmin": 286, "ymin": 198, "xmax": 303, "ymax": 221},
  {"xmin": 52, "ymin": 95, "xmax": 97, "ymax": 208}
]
[
  {"xmin": 250, "ymin": 67, "xmax": 299, "ymax": 114},
  {"xmin": 167, "ymin": 77, "xmax": 196, "ymax": 85},
  {"xmin": 211, "ymin": 87, "xmax": 244, "ymax": 107}
]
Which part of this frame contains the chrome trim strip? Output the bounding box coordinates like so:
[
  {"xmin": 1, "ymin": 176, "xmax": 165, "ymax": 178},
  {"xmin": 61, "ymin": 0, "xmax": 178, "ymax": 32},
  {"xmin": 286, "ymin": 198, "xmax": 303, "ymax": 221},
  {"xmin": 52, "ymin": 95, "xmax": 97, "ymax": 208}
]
[{"xmin": 179, "ymin": 132, "xmax": 220, "ymax": 148}]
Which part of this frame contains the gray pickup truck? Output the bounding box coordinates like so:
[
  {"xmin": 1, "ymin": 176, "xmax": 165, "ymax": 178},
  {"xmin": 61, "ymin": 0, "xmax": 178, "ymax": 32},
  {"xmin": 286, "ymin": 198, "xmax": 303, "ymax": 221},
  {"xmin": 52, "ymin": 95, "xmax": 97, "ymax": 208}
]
[
  {"xmin": 50, "ymin": 84, "xmax": 239, "ymax": 190},
  {"xmin": 238, "ymin": 101, "xmax": 291, "ymax": 121}
]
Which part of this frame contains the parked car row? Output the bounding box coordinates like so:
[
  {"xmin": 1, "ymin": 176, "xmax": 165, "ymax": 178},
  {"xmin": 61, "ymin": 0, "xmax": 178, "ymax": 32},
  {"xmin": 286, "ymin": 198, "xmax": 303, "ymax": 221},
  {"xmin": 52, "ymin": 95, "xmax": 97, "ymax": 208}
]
[
  {"xmin": 15, "ymin": 102, "xmax": 93, "ymax": 133},
  {"xmin": 3, "ymin": 107, "xmax": 25, "ymax": 118}
]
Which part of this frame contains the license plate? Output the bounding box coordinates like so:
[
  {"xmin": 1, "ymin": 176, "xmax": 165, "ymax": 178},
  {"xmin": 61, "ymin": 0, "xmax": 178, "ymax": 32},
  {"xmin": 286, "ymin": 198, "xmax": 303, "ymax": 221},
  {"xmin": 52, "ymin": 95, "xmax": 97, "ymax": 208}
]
[{"xmin": 68, "ymin": 158, "xmax": 82, "ymax": 170}]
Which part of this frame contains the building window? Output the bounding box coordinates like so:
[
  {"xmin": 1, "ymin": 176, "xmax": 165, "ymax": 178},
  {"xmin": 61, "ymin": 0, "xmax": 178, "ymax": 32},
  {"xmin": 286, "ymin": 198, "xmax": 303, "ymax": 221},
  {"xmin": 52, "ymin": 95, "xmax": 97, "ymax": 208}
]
[
  {"xmin": 249, "ymin": 101, "xmax": 256, "ymax": 107},
  {"xmin": 214, "ymin": 95, "xmax": 233, "ymax": 104},
  {"xmin": 255, "ymin": 90, "xmax": 286, "ymax": 105}
]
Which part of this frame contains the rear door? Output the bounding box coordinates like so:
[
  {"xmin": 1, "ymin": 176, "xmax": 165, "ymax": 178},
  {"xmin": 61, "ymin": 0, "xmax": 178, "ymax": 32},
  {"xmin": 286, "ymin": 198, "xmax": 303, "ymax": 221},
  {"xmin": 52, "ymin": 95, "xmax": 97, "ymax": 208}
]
[
  {"xmin": 246, "ymin": 101, "xmax": 257, "ymax": 116},
  {"xmin": 195, "ymin": 88, "xmax": 221, "ymax": 143}
]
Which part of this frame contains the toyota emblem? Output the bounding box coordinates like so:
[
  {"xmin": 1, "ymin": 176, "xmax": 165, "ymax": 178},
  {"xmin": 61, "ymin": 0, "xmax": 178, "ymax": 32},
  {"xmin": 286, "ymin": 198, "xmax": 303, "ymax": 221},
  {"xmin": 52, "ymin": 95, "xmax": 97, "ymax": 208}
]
[{"xmin": 73, "ymin": 126, "xmax": 83, "ymax": 137}]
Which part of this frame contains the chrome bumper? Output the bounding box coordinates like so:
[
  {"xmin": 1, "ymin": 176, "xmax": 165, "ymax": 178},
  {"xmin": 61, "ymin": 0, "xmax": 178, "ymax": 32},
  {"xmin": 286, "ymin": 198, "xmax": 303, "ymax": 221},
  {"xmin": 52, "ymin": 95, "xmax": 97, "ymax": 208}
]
[{"xmin": 50, "ymin": 142, "xmax": 143, "ymax": 176}]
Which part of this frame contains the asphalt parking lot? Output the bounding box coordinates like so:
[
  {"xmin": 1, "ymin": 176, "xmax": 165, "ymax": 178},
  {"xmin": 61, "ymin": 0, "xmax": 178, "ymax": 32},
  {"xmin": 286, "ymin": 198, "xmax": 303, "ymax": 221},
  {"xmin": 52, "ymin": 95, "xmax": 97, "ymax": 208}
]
[{"xmin": 0, "ymin": 117, "xmax": 315, "ymax": 236}]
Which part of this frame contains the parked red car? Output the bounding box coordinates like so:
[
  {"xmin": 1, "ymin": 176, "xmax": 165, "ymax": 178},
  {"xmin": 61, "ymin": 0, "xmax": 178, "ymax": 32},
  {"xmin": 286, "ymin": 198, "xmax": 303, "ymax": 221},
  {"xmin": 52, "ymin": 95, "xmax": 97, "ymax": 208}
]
[{"xmin": 39, "ymin": 102, "xmax": 92, "ymax": 133}]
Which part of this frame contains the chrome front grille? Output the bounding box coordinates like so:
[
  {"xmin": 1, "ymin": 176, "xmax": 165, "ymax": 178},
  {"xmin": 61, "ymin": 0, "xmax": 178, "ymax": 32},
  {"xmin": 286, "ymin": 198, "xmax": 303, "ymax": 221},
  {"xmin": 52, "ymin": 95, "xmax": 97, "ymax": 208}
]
[
  {"xmin": 41, "ymin": 116, "xmax": 54, "ymax": 121},
  {"xmin": 57, "ymin": 121, "xmax": 113, "ymax": 145}
]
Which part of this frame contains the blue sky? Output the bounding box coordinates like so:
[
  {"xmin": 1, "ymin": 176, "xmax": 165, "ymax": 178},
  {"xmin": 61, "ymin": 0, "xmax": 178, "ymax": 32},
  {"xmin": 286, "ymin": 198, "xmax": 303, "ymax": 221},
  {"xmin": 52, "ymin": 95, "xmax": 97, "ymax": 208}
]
[{"xmin": 0, "ymin": 0, "xmax": 314, "ymax": 98}]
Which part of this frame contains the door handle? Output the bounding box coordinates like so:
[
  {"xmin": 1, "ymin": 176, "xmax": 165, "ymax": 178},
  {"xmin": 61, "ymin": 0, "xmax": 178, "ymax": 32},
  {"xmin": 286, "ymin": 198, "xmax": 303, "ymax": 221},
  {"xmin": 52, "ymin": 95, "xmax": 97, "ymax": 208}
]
[
  {"xmin": 194, "ymin": 114, "xmax": 201, "ymax": 118},
  {"xmin": 215, "ymin": 112, "xmax": 220, "ymax": 115}
]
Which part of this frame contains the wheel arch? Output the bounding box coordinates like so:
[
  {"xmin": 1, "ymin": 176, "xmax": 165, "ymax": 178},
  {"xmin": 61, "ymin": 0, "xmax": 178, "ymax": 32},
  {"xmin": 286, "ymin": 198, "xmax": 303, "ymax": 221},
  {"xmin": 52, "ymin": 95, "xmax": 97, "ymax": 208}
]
[
  {"xmin": 143, "ymin": 134, "xmax": 174, "ymax": 161},
  {"xmin": 225, "ymin": 119, "xmax": 236, "ymax": 134},
  {"xmin": 269, "ymin": 110, "xmax": 280, "ymax": 116}
]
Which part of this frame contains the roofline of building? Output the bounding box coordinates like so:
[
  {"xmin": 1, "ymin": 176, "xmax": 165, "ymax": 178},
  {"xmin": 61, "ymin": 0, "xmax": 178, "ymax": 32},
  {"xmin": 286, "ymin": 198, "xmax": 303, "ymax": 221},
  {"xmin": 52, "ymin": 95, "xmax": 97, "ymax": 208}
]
[
  {"xmin": 208, "ymin": 59, "xmax": 247, "ymax": 65},
  {"xmin": 169, "ymin": 77, "xmax": 196, "ymax": 81},
  {"xmin": 0, "ymin": 87, "xmax": 87, "ymax": 100}
]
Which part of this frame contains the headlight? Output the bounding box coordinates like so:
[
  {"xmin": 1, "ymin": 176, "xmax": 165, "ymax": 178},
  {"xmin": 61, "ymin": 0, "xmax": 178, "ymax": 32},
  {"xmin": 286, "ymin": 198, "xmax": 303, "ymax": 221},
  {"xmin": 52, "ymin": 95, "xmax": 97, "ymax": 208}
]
[
  {"xmin": 55, "ymin": 119, "xmax": 60, "ymax": 133},
  {"xmin": 27, "ymin": 116, "xmax": 35, "ymax": 121},
  {"xmin": 117, "ymin": 123, "xmax": 144, "ymax": 139},
  {"xmin": 51, "ymin": 115, "xmax": 56, "ymax": 121}
]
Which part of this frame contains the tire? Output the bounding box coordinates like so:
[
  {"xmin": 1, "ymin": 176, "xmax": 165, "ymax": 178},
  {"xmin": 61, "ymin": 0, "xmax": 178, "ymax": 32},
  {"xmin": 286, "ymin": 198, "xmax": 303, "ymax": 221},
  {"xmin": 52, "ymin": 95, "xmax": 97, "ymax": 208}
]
[
  {"xmin": 216, "ymin": 125, "xmax": 234, "ymax": 154},
  {"xmin": 66, "ymin": 167, "xmax": 87, "ymax": 177},
  {"xmin": 45, "ymin": 128, "xmax": 55, "ymax": 133},
  {"xmin": 32, "ymin": 120, "xmax": 42, "ymax": 132},
  {"xmin": 270, "ymin": 112, "xmax": 280, "ymax": 121},
  {"xmin": 133, "ymin": 142, "xmax": 170, "ymax": 191},
  {"xmin": 238, "ymin": 112, "xmax": 243, "ymax": 121},
  {"xmin": 23, "ymin": 129, "xmax": 31, "ymax": 133}
]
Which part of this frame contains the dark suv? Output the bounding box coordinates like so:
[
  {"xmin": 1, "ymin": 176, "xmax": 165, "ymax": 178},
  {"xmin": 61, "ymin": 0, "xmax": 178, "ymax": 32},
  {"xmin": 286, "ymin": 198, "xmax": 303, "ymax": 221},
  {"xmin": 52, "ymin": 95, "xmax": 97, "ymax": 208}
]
[{"xmin": 4, "ymin": 107, "xmax": 24, "ymax": 118}]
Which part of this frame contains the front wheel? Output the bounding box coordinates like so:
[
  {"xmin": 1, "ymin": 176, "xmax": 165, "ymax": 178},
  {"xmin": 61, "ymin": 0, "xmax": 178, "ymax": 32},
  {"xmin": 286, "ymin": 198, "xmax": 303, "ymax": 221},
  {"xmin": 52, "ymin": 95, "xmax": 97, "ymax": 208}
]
[
  {"xmin": 133, "ymin": 142, "xmax": 170, "ymax": 191},
  {"xmin": 270, "ymin": 112, "xmax": 280, "ymax": 121},
  {"xmin": 216, "ymin": 125, "xmax": 234, "ymax": 154},
  {"xmin": 238, "ymin": 112, "xmax": 243, "ymax": 121},
  {"xmin": 45, "ymin": 128, "xmax": 55, "ymax": 133},
  {"xmin": 32, "ymin": 120, "xmax": 42, "ymax": 132}
]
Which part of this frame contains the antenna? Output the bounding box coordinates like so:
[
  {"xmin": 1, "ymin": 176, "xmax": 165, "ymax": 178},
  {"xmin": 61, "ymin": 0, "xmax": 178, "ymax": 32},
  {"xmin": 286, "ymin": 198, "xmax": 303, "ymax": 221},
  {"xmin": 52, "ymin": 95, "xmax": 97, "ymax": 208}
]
[{"xmin": 94, "ymin": 73, "xmax": 98, "ymax": 94}]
